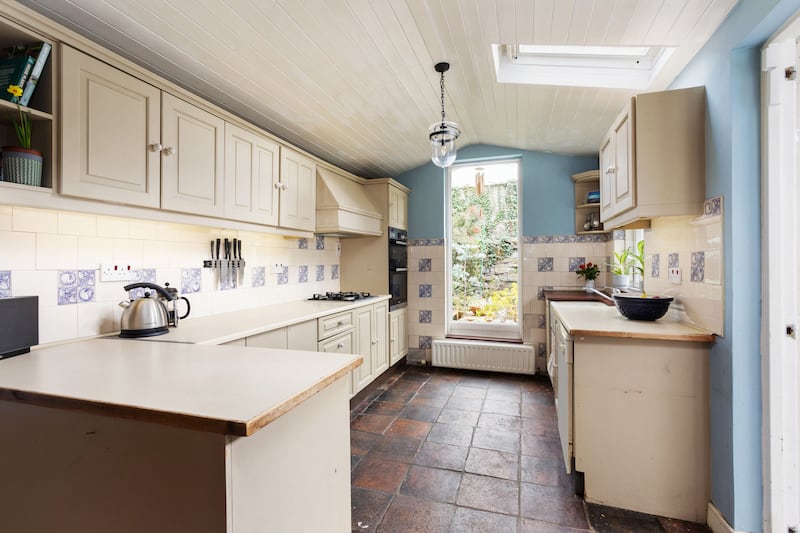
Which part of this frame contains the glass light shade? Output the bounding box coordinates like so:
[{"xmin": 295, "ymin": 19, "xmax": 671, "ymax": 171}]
[{"xmin": 429, "ymin": 121, "xmax": 460, "ymax": 168}]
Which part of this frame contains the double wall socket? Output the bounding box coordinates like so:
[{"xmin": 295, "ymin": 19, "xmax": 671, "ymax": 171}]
[
  {"xmin": 669, "ymin": 267, "xmax": 682, "ymax": 284},
  {"xmin": 100, "ymin": 264, "xmax": 134, "ymax": 282}
]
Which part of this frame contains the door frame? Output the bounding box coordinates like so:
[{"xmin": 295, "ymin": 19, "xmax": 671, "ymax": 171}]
[{"xmin": 762, "ymin": 15, "xmax": 800, "ymax": 533}]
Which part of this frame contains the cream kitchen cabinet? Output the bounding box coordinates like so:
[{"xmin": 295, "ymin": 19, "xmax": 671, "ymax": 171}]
[
  {"xmin": 388, "ymin": 182, "xmax": 408, "ymax": 230},
  {"xmin": 60, "ymin": 45, "xmax": 161, "ymax": 208},
  {"xmin": 599, "ymin": 86, "xmax": 706, "ymax": 229},
  {"xmin": 246, "ymin": 320, "xmax": 317, "ymax": 352},
  {"xmin": 278, "ymin": 147, "xmax": 316, "ymax": 232},
  {"xmin": 160, "ymin": 93, "xmax": 224, "ymax": 217},
  {"xmin": 352, "ymin": 300, "xmax": 389, "ymax": 395},
  {"xmin": 389, "ymin": 307, "xmax": 408, "ymax": 365},
  {"xmin": 224, "ymin": 123, "xmax": 280, "ymax": 225}
]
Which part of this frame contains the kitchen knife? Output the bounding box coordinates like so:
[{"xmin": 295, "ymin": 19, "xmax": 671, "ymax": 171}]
[
  {"xmin": 237, "ymin": 239, "xmax": 243, "ymax": 285},
  {"xmin": 216, "ymin": 238, "xmax": 221, "ymax": 289},
  {"xmin": 223, "ymin": 238, "xmax": 230, "ymax": 288},
  {"xmin": 231, "ymin": 238, "xmax": 238, "ymax": 288},
  {"xmin": 210, "ymin": 240, "xmax": 217, "ymax": 290}
]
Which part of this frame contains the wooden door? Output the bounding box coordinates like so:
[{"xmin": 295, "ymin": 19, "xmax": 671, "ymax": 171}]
[
  {"xmin": 161, "ymin": 93, "xmax": 225, "ymax": 216},
  {"xmin": 60, "ymin": 46, "xmax": 161, "ymax": 207},
  {"xmin": 224, "ymin": 123, "xmax": 280, "ymax": 225},
  {"xmin": 279, "ymin": 147, "xmax": 316, "ymax": 231}
]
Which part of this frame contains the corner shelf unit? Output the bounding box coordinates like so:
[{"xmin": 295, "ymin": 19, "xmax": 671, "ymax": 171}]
[{"xmin": 571, "ymin": 170, "xmax": 605, "ymax": 235}]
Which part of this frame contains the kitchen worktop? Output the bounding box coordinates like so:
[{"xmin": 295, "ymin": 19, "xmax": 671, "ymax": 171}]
[
  {"xmin": 144, "ymin": 294, "xmax": 391, "ymax": 345},
  {"xmin": 543, "ymin": 288, "xmax": 615, "ymax": 306},
  {"xmin": 0, "ymin": 338, "xmax": 361, "ymax": 436},
  {"xmin": 551, "ymin": 300, "xmax": 715, "ymax": 342}
]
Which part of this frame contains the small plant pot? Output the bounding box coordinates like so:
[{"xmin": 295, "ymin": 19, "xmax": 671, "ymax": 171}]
[
  {"xmin": 2, "ymin": 147, "xmax": 43, "ymax": 186},
  {"xmin": 611, "ymin": 274, "xmax": 631, "ymax": 288}
]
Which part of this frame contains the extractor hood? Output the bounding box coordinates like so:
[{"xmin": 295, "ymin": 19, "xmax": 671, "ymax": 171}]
[{"xmin": 316, "ymin": 168, "xmax": 383, "ymax": 237}]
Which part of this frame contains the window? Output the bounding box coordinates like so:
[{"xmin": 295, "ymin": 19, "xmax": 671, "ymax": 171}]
[{"xmin": 446, "ymin": 160, "xmax": 521, "ymax": 340}]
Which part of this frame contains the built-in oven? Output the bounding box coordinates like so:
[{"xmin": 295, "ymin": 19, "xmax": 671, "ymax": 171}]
[{"xmin": 388, "ymin": 227, "xmax": 408, "ymax": 310}]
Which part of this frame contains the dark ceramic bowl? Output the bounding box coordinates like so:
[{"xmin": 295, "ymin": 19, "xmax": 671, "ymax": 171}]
[{"xmin": 612, "ymin": 294, "xmax": 673, "ymax": 321}]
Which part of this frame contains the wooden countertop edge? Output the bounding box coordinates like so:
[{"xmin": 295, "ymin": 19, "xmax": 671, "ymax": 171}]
[
  {"xmin": 0, "ymin": 356, "xmax": 363, "ymax": 437},
  {"xmin": 568, "ymin": 328, "xmax": 716, "ymax": 343}
]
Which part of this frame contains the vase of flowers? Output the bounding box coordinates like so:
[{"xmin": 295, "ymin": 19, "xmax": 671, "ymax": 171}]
[
  {"xmin": 575, "ymin": 261, "xmax": 600, "ymax": 292},
  {"xmin": 2, "ymin": 84, "xmax": 43, "ymax": 186}
]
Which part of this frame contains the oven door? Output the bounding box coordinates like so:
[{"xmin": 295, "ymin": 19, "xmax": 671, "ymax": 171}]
[{"xmin": 388, "ymin": 268, "xmax": 407, "ymax": 309}]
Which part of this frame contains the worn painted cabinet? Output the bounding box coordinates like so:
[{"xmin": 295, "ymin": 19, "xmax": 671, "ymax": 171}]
[
  {"xmin": 599, "ymin": 102, "xmax": 634, "ymax": 222},
  {"xmin": 224, "ymin": 123, "xmax": 280, "ymax": 225},
  {"xmin": 60, "ymin": 45, "xmax": 161, "ymax": 208},
  {"xmin": 388, "ymin": 183, "xmax": 408, "ymax": 230},
  {"xmin": 278, "ymin": 147, "xmax": 316, "ymax": 232},
  {"xmin": 389, "ymin": 307, "xmax": 408, "ymax": 365}
]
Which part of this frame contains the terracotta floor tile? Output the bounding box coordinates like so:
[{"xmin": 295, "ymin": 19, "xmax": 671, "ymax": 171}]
[
  {"xmin": 483, "ymin": 398, "xmax": 521, "ymax": 416},
  {"xmin": 657, "ymin": 515, "xmax": 713, "ymax": 533},
  {"xmin": 520, "ymin": 483, "xmax": 589, "ymax": 530},
  {"xmin": 414, "ymin": 441, "xmax": 469, "ymax": 471},
  {"xmin": 399, "ymin": 465, "xmax": 462, "ymax": 503},
  {"xmin": 437, "ymin": 408, "xmax": 481, "ymax": 427},
  {"xmin": 586, "ymin": 503, "xmax": 664, "ymax": 533},
  {"xmin": 365, "ymin": 400, "xmax": 406, "ymax": 416},
  {"xmin": 448, "ymin": 507, "xmax": 518, "ymax": 533},
  {"xmin": 445, "ymin": 396, "xmax": 484, "ymax": 412},
  {"xmin": 457, "ymin": 375, "xmax": 492, "ymax": 388},
  {"xmin": 523, "ymin": 416, "xmax": 560, "ymax": 439},
  {"xmin": 521, "ymin": 434, "xmax": 563, "ymax": 459},
  {"xmin": 521, "ymin": 455, "xmax": 571, "ymax": 489},
  {"xmin": 377, "ymin": 494, "xmax": 455, "ymax": 533},
  {"xmin": 351, "ymin": 413, "xmax": 396, "ymax": 435},
  {"xmin": 377, "ymin": 388, "xmax": 417, "ymax": 404},
  {"xmin": 464, "ymin": 447, "xmax": 519, "ymax": 481},
  {"xmin": 399, "ymin": 404, "xmax": 442, "ymax": 422},
  {"xmin": 486, "ymin": 388, "xmax": 522, "ymax": 402},
  {"xmin": 456, "ymin": 473, "xmax": 519, "ymax": 515},
  {"xmin": 418, "ymin": 381, "xmax": 456, "ymax": 395},
  {"xmin": 351, "ymin": 487, "xmax": 393, "ymax": 531},
  {"xmin": 352, "ymin": 457, "xmax": 410, "ymax": 493},
  {"xmin": 522, "ymin": 403, "xmax": 557, "ymax": 420},
  {"xmin": 523, "ymin": 390, "xmax": 555, "ymax": 406},
  {"xmin": 478, "ymin": 412, "xmax": 522, "ymax": 432},
  {"xmin": 473, "ymin": 427, "xmax": 521, "ymax": 454},
  {"xmin": 386, "ymin": 418, "xmax": 432, "ymax": 440},
  {"xmin": 368, "ymin": 434, "xmax": 423, "ymax": 463},
  {"xmin": 452, "ymin": 385, "xmax": 487, "ymax": 399},
  {"xmin": 408, "ymin": 393, "xmax": 450, "ymax": 408},
  {"xmin": 427, "ymin": 422, "xmax": 474, "ymax": 447},
  {"xmin": 521, "ymin": 518, "xmax": 592, "ymax": 532},
  {"xmin": 351, "ymin": 429, "xmax": 381, "ymax": 456}
]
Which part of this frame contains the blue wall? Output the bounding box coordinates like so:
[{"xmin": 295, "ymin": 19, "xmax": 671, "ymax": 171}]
[
  {"xmin": 395, "ymin": 144, "xmax": 597, "ymax": 239},
  {"xmin": 669, "ymin": 0, "xmax": 800, "ymax": 530}
]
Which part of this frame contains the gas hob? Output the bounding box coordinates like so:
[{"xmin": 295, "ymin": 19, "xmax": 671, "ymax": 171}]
[{"xmin": 309, "ymin": 291, "xmax": 372, "ymax": 302}]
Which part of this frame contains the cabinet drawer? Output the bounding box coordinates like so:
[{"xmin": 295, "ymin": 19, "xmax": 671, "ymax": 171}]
[
  {"xmin": 318, "ymin": 311, "xmax": 353, "ymax": 340},
  {"xmin": 317, "ymin": 331, "xmax": 354, "ymax": 354}
]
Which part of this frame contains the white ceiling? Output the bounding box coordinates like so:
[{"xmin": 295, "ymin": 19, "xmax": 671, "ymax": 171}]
[{"xmin": 18, "ymin": 0, "xmax": 738, "ymax": 178}]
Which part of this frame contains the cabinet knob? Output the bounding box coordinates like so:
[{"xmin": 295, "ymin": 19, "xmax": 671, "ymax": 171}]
[
  {"xmin": 337, "ymin": 320, "xmax": 344, "ymax": 326},
  {"xmin": 281, "ymin": 183, "xmax": 288, "ymax": 190},
  {"xmin": 162, "ymin": 146, "xmax": 176, "ymax": 156},
  {"xmin": 274, "ymin": 182, "xmax": 282, "ymax": 189},
  {"xmin": 149, "ymin": 143, "xmax": 163, "ymax": 152},
  {"xmin": 605, "ymin": 166, "xmax": 616, "ymax": 175},
  {"xmin": 336, "ymin": 343, "xmax": 344, "ymax": 349}
]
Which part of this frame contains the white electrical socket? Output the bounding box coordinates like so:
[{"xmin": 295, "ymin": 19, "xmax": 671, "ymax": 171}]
[
  {"xmin": 100, "ymin": 263, "xmax": 134, "ymax": 282},
  {"xmin": 669, "ymin": 267, "xmax": 682, "ymax": 284},
  {"xmin": 270, "ymin": 263, "xmax": 283, "ymax": 274}
]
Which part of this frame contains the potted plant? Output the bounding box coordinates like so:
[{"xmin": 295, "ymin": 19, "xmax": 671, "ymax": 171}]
[
  {"xmin": 610, "ymin": 248, "xmax": 633, "ymax": 287},
  {"xmin": 575, "ymin": 261, "xmax": 600, "ymax": 292},
  {"xmin": 2, "ymin": 84, "xmax": 43, "ymax": 186},
  {"xmin": 631, "ymin": 239, "xmax": 646, "ymax": 292}
]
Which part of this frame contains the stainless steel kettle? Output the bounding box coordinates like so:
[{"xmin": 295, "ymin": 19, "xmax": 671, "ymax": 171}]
[{"xmin": 118, "ymin": 282, "xmax": 173, "ymax": 338}]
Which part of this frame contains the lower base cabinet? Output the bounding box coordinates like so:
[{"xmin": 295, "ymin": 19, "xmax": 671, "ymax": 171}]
[
  {"xmin": 245, "ymin": 320, "xmax": 317, "ymax": 351},
  {"xmin": 352, "ymin": 300, "xmax": 389, "ymax": 395},
  {"xmin": 389, "ymin": 308, "xmax": 408, "ymax": 365}
]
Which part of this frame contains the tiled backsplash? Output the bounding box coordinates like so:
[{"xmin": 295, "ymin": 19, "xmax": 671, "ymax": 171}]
[{"xmin": 0, "ymin": 205, "xmax": 340, "ymax": 344}]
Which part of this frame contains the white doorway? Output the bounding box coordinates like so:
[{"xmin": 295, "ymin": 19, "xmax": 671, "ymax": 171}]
[{"xmin": 762, "ymin": 16, "xmax": 800, "ymax": 533}]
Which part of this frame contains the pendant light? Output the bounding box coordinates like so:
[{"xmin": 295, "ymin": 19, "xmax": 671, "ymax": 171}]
[{"xmin": 429, "ymin": 62, "xmax": 461, "ymax": 168}]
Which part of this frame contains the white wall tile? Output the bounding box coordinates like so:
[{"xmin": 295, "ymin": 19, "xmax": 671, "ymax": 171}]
[
  {"xmin": 13, "ymin": 207, "xmax": 57, "ymax": 233},
  {"xmin": 0, "ymin": 230, "xmax": 36, "ymax": 269},
  {"xmin": 77, "ymin": 301, "xmax": 116, "ymax": 337},
  {"xmin": 37, "ymin": 233, "xmax": 78, "ymax": 269},
  {"xmin": 58, "ymin": 212, "xmax": 97, "ymax": 236},
  {"xmin": 12, "ymin": 270, "xmax": 55, "ymax": 305},
  {"xmin": 96, "ymin": 216, "xmax": 130, "ymax": 238},
  {"xmin": 0, "ymin": 205, "xmax": 12, "ymax": 231},
  {"xmin": 38, "ymin": 304, "xmax": 78, "ymax": 344}
]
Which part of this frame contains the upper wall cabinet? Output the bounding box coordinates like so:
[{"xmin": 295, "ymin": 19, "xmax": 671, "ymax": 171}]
[
  {"xmin": 224, "ymin": 123, "xmax": 280, "ymax": 225},
  {"xmin": 60, "ymin": 45, "xmax": 161, "ymax": 208},
  {"xmin": 160, "ymin": 93, "xmax": 224, "ymax": 217},
  {"xmin": 279, "ymin": 147, "xmax": 316, "ymax": 232},
  {"xmin": 599, "ymin": 86, "xmax": 706, "ymax": 230},
  {"xmin": 388, "ymin": 182, "xmax": 408, "ymax": 230}
]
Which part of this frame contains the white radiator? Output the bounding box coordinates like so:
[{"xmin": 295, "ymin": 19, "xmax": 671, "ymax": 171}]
[{"xmin": 431, "ymin": 339, "xmax": 536, "ymax": 375}]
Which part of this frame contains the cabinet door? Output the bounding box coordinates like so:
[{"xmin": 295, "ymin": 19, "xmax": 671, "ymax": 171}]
[
  {"xmin": 161, "ymin": 93, "xmax": 225, "ymax": 216},
  {"xmin": 599, "ymin": 135, "xmax": 615, "ymax": 221},
  {"xmin": 287, "ymin": 320, "xmax": 317, "ymax": 352},
  {"xmin": 279, "ymin": 147, "xmax": 316, "ymax": 231},
  {"xmin": 352, "ymin": 307, "xmax": 374, "ymax": 393},
  {"xmin": 318, "ymin": 331, "xmax": 354, "ymax": 354},
  {"xmin": 60, "ymin": 46, "xmax": 161, "ymax": 208},
  {"xmin": 612, "ymin": 105, "xmax": 635, "ymax": 216},
  {"xmin": 389, "ymin": 306, "xmax": 408, "ymax": 366},
  {"xmin": 388, "ymin": 186, "xmax": 408, "ymax": 230},
  {"xmin": 246, "ymin": 328, "xmax": 288, "ymax": 349},
  {"xmin": 372, "ymin": 300, "xmax": 389, "ymax": 376},
  {"xmin": 224, "ymin": 123, "xmax": 280, "ymax": 225}
]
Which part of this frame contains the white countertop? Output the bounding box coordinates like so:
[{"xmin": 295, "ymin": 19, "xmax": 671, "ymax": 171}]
[
  {"xmin": 0, "ymin": 338, "xmax": 361, "ymax": 436},
  {"xmin": 148, "ymin": 295, "xmax": 391, "ymax": 345},
  {"xmin": 551, "ymin": 301, "xmax": 715, "ymax": 342}
]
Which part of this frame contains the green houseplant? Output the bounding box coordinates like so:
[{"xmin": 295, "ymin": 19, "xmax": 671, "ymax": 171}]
[{"xmin": 3, "ymin": 84, "xmax": 44, "ymax": 186}]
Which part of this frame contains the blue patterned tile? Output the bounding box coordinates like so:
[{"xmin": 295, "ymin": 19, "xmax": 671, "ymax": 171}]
[
  {"xmin": 568, "ymin": 257, "xmax": 585, "ymax": 272},
  {"xmin": 691, "ymin": 252, "xmax": 705, "ymax": 282},
  {"xmin": 58, "ymin": 270, "xmax": 77, "ymax": 287},
  {"xmin": 58, "ymin": 286, "xmax": 77, "ymax": 305},
  {"xmin": 537, "ymin": 285, "xmax": 553, "ymax": 300},
  {"xmin": 0, "ymin": 290, "xmax": 10, "ymax": 299},
  {"xmin": 537, "ymin": 257, "xmax": 553, "ymax": 272},
  {"xmin": 298, "ymin": 238, "xmax": 308, "ymax": 249},
  {"xmin": 77, "ymin": 285, "xmax": 95, "ymax": 303},
  {"xmin": 537, "ymin": 315, "xmax": 546, "ymax": 329},
  {"xmin": 704, "ymin": 196, "xmax": 722, "ymax": 216},
  {"xmin": 419, "ymin": 336, "xmax": 432, "ymax": 349},
  {"xmin": 142, "ymin": 268, "xmax": 156, "ymax": 283},
  {"xmin": 278, "ymin": 266, "xmax": 289, "ymax": 285},
  {"xmin": 316, "ymin": 235, "xmax": 325, "ymax": 250},
  {"xmin": 316, "ymin": 264, "xmax": 325, "ymax": 282},
  {"xmin": 0, "ymin": 270, "xmax": 10, "ymax": 291},
  {"xmin": 181, "ymin": 268, "xmax": 201, "ymax": 294},
  {"xmin": 77, "ymin": 270, "xmax": 95, "ymax": 287},
  {"xmin": 419, "ymin": 258, "xmax": 432, "ymax": 272},
  {"xmin": 613, "ymin": 230, "xmax": 625, "ymax": 241},
  {"xmin": 651, "ymin": 254, "xmax": 661, "ymax": 278},
  {"xmin": 419, "ymin": 284, "xmax": 432, "ymax": 298},
  {"xmin": 252, "ymin": 266, "xmax": 266, "ymax": 287},
  {"xmin": 668, "ymin": 253, "xmax": 680, "ymax": 269},
  {"xmin": 538, "ymin": 343, "xmax": 546, "ymax": 358},
  {"xmin": 331, "ymin": 264, "xmax": 339, "ymax": 280},
  {"xmin": 298, "ymin": 265, "xmax": 308, "ymax": 283},
  {"xmin": 409, "ymin": 239, "xmax": 445, "ymax": 246},
  {"xmin": 419, "ymin": 310, "xmax": 432, "ymax": 323}
]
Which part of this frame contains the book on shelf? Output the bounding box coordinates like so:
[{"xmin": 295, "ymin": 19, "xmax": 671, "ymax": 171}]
[
  {"xmin": 0, "ymin": 55, "xmax": 35, "ymax": 103},
  {"xmin": 19, "ymin": 42, "xmax": 51, "ymax": 107}
]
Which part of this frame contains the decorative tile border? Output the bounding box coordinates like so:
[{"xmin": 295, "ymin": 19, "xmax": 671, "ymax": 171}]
[
  {"xmin": 411, "ymin": 233, "xmax": 613, "ymax": 246},
  {"xmin": 409, "ymin": 239, "xmax": 445, "ymax": 246},
  {"xmin": 59, "ymin": 269, "xmax": 96, "ymax": 305}
]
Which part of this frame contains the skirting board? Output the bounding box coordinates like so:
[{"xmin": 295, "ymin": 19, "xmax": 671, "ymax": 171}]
[{"xmin": 707, "ymin": 503, "xmax": 742, "ymax": 533}]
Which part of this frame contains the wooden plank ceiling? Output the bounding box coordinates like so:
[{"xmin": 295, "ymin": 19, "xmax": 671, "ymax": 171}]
[{"xmin": 19, "ymin": 0, "xmax": 738, "ymax": 178}]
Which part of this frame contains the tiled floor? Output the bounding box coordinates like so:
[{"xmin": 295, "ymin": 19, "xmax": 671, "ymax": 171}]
[{"xmin": 349, "ymin": 364, "xmax": 712, "ymax": 533}]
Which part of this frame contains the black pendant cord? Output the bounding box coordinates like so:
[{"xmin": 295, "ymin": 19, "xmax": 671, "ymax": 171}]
[{"xmin": 440, "ymin": 69, "xmax": 446, "ymax": 127}]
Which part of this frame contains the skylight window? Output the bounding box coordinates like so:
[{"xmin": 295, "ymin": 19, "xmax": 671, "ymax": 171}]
[{"xmin": 491, "ymin": 44, "xmax": 676, "ymax": 89}]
